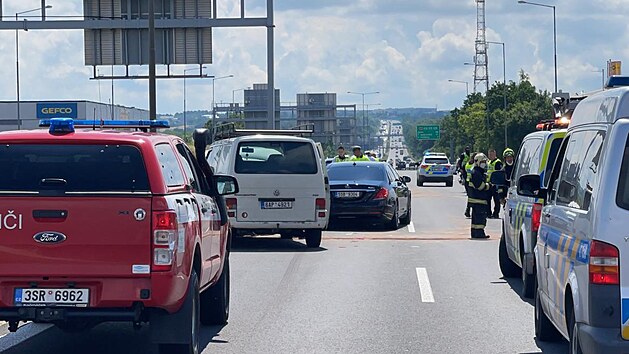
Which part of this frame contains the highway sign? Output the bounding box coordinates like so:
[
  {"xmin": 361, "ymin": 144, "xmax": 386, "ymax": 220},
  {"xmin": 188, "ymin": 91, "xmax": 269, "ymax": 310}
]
[{"xmin": 417, "ymin": 125, "xmax": 440, "ymax": 140}]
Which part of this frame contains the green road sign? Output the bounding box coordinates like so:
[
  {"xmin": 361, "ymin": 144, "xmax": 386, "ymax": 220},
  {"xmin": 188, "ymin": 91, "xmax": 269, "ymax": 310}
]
[{"xmin": 417, "ymin": 125, "xmax": 440, "ymax": 140}]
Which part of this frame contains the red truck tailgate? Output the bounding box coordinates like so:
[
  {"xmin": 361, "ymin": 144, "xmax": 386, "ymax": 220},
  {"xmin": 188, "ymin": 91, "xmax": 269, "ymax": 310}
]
[{"xmin": 0, "ymin": 197, "xmax": 152, "ymax": 278}]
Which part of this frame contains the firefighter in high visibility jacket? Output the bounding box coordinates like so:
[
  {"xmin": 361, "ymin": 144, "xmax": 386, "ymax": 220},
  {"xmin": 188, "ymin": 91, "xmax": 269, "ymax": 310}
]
[
  {"xmin": 486, "ymin": 149, "xmax": 504, "ymax": 219},
  {"xmin": 463, "ymin": 152, "xmax": 477, "ymax": 218},
  {"xmin": 469, "ymin": 153, "xmax": 491, "ymax": 239}
]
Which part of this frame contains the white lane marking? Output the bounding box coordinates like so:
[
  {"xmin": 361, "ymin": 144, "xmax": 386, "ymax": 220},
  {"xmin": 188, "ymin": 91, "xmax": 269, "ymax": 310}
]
[
  {"xmin": 408, "ymin": 221, "xmax": 416, "ymax": 233},
  {"xmin": 415, "ymin": 268, "xmax": 435, "ymax": 303}
]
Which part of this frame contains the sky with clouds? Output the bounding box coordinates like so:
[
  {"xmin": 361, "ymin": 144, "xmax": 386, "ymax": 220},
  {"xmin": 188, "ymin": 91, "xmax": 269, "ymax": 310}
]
[{"xmin": 0, "ymin": 0, "xmax": 626, "ymax": 114}]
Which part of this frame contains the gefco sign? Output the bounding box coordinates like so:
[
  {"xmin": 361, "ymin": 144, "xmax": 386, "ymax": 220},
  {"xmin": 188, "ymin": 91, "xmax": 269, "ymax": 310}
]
[{"xmin": 36, "ymin": 103, "xmax": 78, "ymax": 119}]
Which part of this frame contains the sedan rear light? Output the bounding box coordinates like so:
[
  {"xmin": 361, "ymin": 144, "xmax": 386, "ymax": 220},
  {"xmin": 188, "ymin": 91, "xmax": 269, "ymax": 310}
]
[
  {"xmin": 374, "ymin": 188, "xmax": 389, "ymax": 200},
  {"xmin": 420, "ymin": 165, "xmax": 429, "ymax": 169},
  {"xmin": 590, "ymin": 240, "xmax": 619, "ymax": 285},
  {"xmin": 226, "ymin": 198, "xmax": 237, "ymax": 218},
  {"xmin": 152, "ymin": 211, "xmax": 178, "ymax": 272},
  {"xmin": 531, "ymin": 203, "xmax": 543, "ymax": 233}
]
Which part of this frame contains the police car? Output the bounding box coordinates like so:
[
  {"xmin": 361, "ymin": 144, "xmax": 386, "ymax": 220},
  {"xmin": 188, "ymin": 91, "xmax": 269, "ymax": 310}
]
[
  {"xmin": 521, "ymin": 83, "xmax": 629, "ymax": 353},
  {"xmin": 416, "ymin": 153, "xmax": 454, "ymax": 187},
  {"xmin": 499, "ymin": 126, "xmax": 566, "ymax": 298}
]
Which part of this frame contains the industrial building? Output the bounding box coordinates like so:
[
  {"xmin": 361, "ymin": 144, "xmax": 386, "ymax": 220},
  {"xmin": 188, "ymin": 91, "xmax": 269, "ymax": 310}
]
[
  {"xmin": 0, "ymin": 101, "xmax": 149, "ymax": 132},
  {"xmin": 243, "ymin": 84, "xmax": 280, "ymax": 129},
  {"xmin": 295, "ymin": 93, "xmax": 357, "ymax": 147}
]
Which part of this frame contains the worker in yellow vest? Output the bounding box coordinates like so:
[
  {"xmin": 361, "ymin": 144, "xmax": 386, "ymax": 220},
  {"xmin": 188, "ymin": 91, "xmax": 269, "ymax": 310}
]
[{"xmin": 350, "ymin": 146, "xmax": 371, "ymax": 162}]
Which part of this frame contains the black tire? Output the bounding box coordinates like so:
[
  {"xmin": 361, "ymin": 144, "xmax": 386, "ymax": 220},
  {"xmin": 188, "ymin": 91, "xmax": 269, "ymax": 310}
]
[
  {"xmin": 305, "ymin": 230, "xmax": 322, "ymax": 248},
  {"xmin": 200, "ymin": 256, "xmax": 230, "ymax": 326},
  {"xmin": 569, "ymin": 303, "xmax": 584, "ymax": 354},
  {"xmin": 279, "ymin": 232, "xmax": 293, "ymax": 240},
  {"xmin": 417, "ymin": 177, "xmax": 424, "ymax": 187},
  {"xmin": 499, "ymin": 234, "xmax": 519, "ymax": 278},
  {"xmin": 535, "ymin": 288, "xmax": 562, "ymax": 342},
  {"xmin": 446, "ymin": 177, "xmax": 454, "ymax": 187},
  {"xmin": 158, "ymin": 270, "xmax": 200, "ymax": 354},
  {"xmin": 388, "ymin": 204, "xmax": 400, "ymax": 230},
  {"xmin": 521, "ymin": 249, "xmax": 536, "ymax": 299},
  {"xmin": 400, "ymin": 200, "xmax": 411, "ymax": 226}
]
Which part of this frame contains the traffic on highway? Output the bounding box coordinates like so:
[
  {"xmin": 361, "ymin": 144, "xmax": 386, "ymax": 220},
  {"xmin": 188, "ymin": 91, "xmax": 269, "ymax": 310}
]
[{"xmin": 0, "ymin": 1, "xmax": 628, "ymax": 354}]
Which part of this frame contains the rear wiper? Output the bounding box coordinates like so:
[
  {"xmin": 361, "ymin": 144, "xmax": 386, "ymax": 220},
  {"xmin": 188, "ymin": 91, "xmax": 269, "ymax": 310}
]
[{"xmin": 40, "ymin": 178, "xmax": 67, "ymax": 187}]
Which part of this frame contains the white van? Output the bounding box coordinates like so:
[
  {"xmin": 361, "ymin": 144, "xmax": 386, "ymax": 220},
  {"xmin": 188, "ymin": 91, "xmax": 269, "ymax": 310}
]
[
  {"xmin": 519, "ymin": 85, "xmax": 629, "ymax": 352},
  {"xmin": 207, "ymin": 135, "xmax": 329, "ymax": 248}
]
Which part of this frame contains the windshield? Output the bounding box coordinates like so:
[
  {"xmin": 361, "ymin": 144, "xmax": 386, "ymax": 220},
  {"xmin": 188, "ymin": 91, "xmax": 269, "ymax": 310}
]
[
  {"xmin": 328, "ymin": 165, "xmax": 385, "ymax": 181},
  {"xmin": 235, "ymin": 141, "xmax": 318, "ymax": 174},
  {"xmin": 0, "ymin": 144, "xmax": 149, "ymax": 193},
  {"xmin": 424, "ymin": 158, "xmax": 449, "ymax": 164}
]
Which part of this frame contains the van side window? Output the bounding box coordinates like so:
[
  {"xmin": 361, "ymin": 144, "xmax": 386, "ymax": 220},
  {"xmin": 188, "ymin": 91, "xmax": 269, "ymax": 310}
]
[
  {"xmin": 207, "ymin": 146, "xmax": 221, "ymax": 173},
  {"xmin": 156, "ymin": 143, "xmax": 186, "ymax": 187},
  {"xmin": 556, "ymin": 131, "xmax": 605, "ymax": 210},
  {"xmin": 616, "ymin": 135, "xmax": 629, "ymax": 210}
]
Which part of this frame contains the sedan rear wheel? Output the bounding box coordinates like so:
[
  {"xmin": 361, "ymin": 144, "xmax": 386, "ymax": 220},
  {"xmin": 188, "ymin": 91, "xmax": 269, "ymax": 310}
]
[{"xmin": 388, "ymin": 203, "xmax": 400, "ymax": 230}]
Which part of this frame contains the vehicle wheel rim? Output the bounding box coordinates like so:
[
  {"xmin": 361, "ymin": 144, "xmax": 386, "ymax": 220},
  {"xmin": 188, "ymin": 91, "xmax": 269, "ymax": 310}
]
[{"xmin": 571, "ymin": 321, "xmax": 579, "ymax": 354}]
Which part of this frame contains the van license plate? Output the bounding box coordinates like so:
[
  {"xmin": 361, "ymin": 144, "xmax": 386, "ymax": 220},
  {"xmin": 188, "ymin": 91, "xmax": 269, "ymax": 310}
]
[
  {"xmin": 261, "ymin": 201, "xmax": 293, "ymax": 209},
  {"xmin": 14, "ymin": 288, "xmax": 89, "ymax": 307},
  {"xmin": 336, "ymin": 192, "xmax": 360, "ymax": 198}
]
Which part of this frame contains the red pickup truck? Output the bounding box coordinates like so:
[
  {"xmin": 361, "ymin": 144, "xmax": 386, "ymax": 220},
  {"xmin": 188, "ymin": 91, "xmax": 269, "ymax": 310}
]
[{"xmin": 0, "ymin": 119, "xmax": 238, "ymax": 354}]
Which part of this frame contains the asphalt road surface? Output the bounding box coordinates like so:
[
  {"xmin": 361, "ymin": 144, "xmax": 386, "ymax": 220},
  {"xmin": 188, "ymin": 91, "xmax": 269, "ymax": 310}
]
[{"xmin": 0, "ymin": 172, "xmax": 569, "ymax": 354}]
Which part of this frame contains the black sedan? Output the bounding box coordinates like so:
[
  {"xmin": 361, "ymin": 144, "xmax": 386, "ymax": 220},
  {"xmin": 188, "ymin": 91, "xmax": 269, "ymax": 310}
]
[{"xmin": 327, "ymin": 162, "xmax": 412, "ymax": 229}]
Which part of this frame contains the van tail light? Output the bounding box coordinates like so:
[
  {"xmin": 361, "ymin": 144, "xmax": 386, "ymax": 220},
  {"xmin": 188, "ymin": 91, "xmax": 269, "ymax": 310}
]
[
  {"xmin": 152, "ymin": 211, "xmax": 178, "ymax": 272},
  {"xmin": 226, "ymin": 198, "xmax": 237, "ymax": 218},
  {"xmin": 316, "ymin": 198, "xmax": 326, "ymax": 218},
  {"xmin": 374, "ymin": 188, "xmax": 389, "ymax": 200},
  {"xmin": 531, "ymin": 203, "xmax": 543, "ymax": 233},
  {"xmin": 589, "ymin": 240, "xmax": 619, "ymax": 285}
]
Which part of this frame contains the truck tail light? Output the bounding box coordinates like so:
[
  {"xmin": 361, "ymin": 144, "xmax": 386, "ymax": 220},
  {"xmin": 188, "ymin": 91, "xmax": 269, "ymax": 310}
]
[
  {"xmin": 152, "ymin": 211, "xmax": 178, "ymax": 272},
  {"xmin": 590, "ymin": 240, "xmax": 619, "ymax": 285},
  {"xmin": 531, "ymin": 203, "xmax": 543, "ymax": 233},
  {"xmin": 226, "ymin": 198, "xmax": 237, "ymax": 218},
  {"xmin": 316, "ymin": 198, "xmax": 326, "ymax": 218},
  {"xmin": 374, "ymin": 188, "xmax": 389, "ymax": 200}
]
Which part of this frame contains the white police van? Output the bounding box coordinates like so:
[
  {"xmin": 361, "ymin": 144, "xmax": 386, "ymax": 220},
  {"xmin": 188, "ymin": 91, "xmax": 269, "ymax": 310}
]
[
  {"xmin": 518, "ymin": 82, "xmax": 629, "ymax": 352},
  {"xmin": 206, "ymin": 130, "xmax": 329, "ymax": 248}
]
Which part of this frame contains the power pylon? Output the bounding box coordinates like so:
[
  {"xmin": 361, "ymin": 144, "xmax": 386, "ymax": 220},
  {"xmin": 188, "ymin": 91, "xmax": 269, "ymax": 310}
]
[{"xmin": 474, "ymin": 0, "xmax": 489, "ymax": 93}]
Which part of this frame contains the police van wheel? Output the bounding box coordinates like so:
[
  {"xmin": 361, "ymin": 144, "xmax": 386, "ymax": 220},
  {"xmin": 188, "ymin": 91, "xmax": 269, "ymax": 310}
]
[
  {"xmin": 498, "ymin": 234, "xmax": 519, "ymax": 278},
  {"xmin": 446, "ymin": 177, "xmax": 454, "ymax": 187},
  {"xmin": 535, "ymin": 288, "xmax": 561, "ymax": 342},
  {"xmin": 569, "ymin": 306, "xmax": 584, "ymax": 354},
  {"xmin": 305, "ymin": 230, "xmax": 322, "ymax": 248},
  {"xmin": 521, "ymin": 252, "xmax": 536, "ymax": 299},
  {"xmin": 417, "ymin": 177, "xmax": 424, "ymax": 187}
]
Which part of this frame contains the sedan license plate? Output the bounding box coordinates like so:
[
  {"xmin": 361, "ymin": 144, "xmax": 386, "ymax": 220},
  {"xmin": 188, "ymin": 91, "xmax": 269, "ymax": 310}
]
[
  {"xmin": 336, "ymin": 192, "xmax": 360, "ymax": 198},
  {"xmin": 15, "ymin": 288, "xmax": 89, "ymax": 307},
  {"xmin": 261, "ymin": 201, "xmax": 293, "ymax": 209}
]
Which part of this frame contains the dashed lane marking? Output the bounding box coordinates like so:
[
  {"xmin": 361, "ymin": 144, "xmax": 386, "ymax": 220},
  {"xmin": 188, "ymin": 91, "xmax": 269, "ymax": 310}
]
[{"xmin": 415, "ymin": 267, "xmax": 435, "ymax": 303}]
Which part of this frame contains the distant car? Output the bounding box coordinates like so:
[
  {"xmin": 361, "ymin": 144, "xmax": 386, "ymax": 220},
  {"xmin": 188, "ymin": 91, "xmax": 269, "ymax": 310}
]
[
  {"xmin": 327, "ymin": 162, "xmax": 411, "ymax": 229},
  {"xmin": 417, "ymin": 155, "xmax": 455, "ymax": 187},
  {"xmin": 396, "ymin": 160, "xmax": 407, "ymax": 170}
]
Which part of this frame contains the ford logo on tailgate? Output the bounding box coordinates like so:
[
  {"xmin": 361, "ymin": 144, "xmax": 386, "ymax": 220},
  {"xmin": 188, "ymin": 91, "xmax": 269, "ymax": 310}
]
[{"xmin": 33, "ymin": 232, "xmax": 67, "ymax": 244}]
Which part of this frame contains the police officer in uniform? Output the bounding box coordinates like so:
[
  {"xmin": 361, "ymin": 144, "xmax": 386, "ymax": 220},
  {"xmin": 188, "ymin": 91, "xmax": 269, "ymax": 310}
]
[
  {"xmin": 486, "ymin": 149, "xmax": 504, "ymax": 219},
  {"xmin": 334, "ymin": 146, "xmax": 349, "ymax": 162},
  {"xmin": 469, "ymin": 153, "xmax": 491, "ymax": 239},
  {"xmin": 457, "ymin": 146, "xmax": 471, "ymax": 181},
  {"xmin": 350, "ymin": 146, "xmax": 371, "ymax": 161},
  {"xmin": 503, "ymin": 148, "xmax": 515, "ymax": 183}
]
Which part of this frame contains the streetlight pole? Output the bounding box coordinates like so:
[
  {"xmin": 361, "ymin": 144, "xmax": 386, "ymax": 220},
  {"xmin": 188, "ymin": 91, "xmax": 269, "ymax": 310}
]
[
  {"xmin": 592, "ymin": 69, "xmax": 605, "ymax": 90},
  {"xmin": 488, "ymin": 41, "xmax": 508, "ymax": 148},
  {"xmin": 211, "ymin": 75, "xmax": 234, "ymax": 138},
  {"xmin": 348, "ymin": 91, "xmax": 380, "ymax": 148},
  {"xmin": 15, "ymin": 5, "xmax": 52, "ymax": 130},
  {"xmin": 447, "ymin": 80, "xmax": 469, "ymax": 96},
  {"xmin": 518, "ymin": 1, "xmax": 557, "ymax": 92}
]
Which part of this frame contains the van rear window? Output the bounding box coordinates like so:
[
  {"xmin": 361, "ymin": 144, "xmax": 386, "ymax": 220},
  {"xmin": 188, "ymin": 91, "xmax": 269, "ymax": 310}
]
[
  {"xmin": 235, "ymin": 141, "xmax": 318, "ymax": 174},
  {"xmin": 0, "ymin": 144, "xmax": 150, "ymax": 193}
]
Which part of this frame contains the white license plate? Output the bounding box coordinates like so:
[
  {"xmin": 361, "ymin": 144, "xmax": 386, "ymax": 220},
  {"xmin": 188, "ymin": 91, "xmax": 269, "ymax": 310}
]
[
  {"xmin": 336, "ymin": 192, "xmax": 360, "ymax": 198},
  {"xmin": 261, "ymin": 201, "xmax": 293, "ymax": 209},
  {"xmin": 15, "ymin": 288, "xmax": 89, "ymax": 307}
]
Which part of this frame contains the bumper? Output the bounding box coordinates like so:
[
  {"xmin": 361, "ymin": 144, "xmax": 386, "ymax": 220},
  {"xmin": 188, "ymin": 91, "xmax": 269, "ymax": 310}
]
[
  {"xmin": 231, "ymin": 220, "xmax": 328, "ymax": 231},
  {"xmin": 330, "ymin": 201, "xmax": 393, "ymax": 220},
  {"xmin": 417, "ymin": 173, "xmax": 454, "ymax": 182},
  {"xmin": 578, "ymin": 323, "xmax": 629, "ymax": 354}
]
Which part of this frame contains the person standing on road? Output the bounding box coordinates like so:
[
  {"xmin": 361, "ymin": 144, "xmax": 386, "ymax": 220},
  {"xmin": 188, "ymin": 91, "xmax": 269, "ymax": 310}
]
[
  {"xmin": 469, "ymin": 153, "xmax": 491, "ymax": 239},
  {"xmin": 457, "ymin": 146, "xmax": 471, "ymax": 180},
  {"xmin": 463, "ymin": 152, "xmax": 476, "ymax": 218},
  {"xmin": 503, "ymin": 148, "xmax": 515, "ymax": 183},
  {"xmin": 350, "ymin": 146, "xmax": 371, "ymax": 161},
  {"xmin": 486, "ymin": 149, "xmax": 504, "ymax": 219},
  {"xmin": 334, "ymin": 146, "xmax": 349, "ymax": 162}
]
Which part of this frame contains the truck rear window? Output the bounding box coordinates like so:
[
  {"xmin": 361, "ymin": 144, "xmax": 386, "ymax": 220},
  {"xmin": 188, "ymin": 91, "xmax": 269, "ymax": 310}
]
[
  {"xmin": 0, "ymin": 144, "xmax": 150, "ymax": 193},
  {"xmin": 235, "ymin": 141, "xmax": 318, "ymax": 174}
]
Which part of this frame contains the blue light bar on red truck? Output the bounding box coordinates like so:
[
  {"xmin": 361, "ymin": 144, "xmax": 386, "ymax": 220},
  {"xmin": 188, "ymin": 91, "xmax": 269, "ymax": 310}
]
[{"xmin": 40, "ymin": 119, "xmax": 170, "ymax": 129}]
